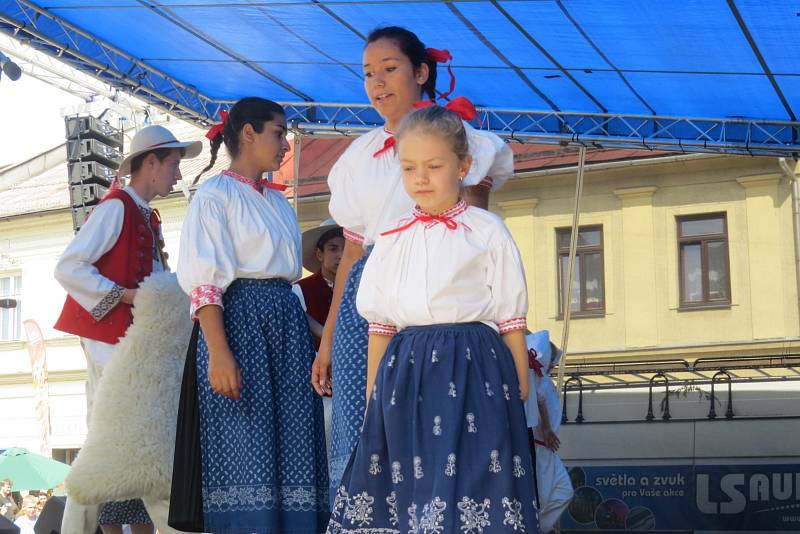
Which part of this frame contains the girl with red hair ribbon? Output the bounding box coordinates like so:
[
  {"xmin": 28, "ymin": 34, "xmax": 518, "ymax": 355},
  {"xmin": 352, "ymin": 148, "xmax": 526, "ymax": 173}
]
[
  {"xmin": 313, "ymin": 26, "xmax": 515, "ymax": 507},
  {"xmin": 327, "ymin": 104, "xmax": 539, "ymax": 534}
]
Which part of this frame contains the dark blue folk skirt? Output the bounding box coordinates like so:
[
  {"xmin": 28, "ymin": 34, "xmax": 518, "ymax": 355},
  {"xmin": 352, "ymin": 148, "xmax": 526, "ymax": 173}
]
[
  {"xmin": 327, "ymin": 322, "xmax": 540, "ymax": 534},
  {"xmin": 329, "ymin": 253, "xmax": 370, "ymax": 504},
  {"xmin": 197, "ymin": 279, "xmax": 329, "ymax": 534}
]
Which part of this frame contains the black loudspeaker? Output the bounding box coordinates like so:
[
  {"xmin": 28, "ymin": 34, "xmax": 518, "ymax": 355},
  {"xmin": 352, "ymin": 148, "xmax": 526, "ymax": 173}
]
[
  {"xmin": 69, "ymin": 161, "xmax": 116, "ymax": 187},
  {"xmin": 64, "ymin": 116, "xmax": 123, "ymax": 149},
  {"xmin": 64, "ymin": 114, "xmax": 123, "ymax": 234},
  {"xmin": 0, "ymin": 515, "xmax": 18, "ymax": 534}
]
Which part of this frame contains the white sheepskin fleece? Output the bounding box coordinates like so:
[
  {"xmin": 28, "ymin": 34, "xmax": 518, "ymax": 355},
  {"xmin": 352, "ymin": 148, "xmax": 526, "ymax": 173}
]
[{"xmin": 66, "ymin": 272, "xmax": 192, "ymax": 504}]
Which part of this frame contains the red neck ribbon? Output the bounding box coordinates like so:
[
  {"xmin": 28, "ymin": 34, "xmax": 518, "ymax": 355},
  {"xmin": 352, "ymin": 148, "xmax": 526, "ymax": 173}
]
[
  {"xmin": 372, "ymin": 135, "xmax": 396, "ymax": 158},
  {"xmin": 528, "ymin": 349, "xmax": 544, "ymax": 377},
  {"xmin": 381, "ymin": 213, "xmax": 459, "ymax": 236}
]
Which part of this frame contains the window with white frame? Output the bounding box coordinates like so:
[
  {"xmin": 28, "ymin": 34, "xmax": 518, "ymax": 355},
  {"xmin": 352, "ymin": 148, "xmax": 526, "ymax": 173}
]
[{"xmin": 0, "ymin": 274, "xmax": 22, "ymax": 341}]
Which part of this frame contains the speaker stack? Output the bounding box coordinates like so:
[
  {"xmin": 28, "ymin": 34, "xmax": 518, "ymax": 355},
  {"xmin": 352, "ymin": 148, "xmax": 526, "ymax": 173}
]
[{"xmin": 65, "ymin": 116, "xmax": 124, "ymax": 233}]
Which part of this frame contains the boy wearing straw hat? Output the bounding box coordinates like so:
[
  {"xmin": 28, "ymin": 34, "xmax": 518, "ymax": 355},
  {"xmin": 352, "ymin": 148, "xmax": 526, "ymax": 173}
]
[
  {"xmin": 54, "ymin": 125, "xmax": 201, "ymax": 534},
  {"xmin": 294, "ymin": 219, "xmax": 344, "ymax": 349}
]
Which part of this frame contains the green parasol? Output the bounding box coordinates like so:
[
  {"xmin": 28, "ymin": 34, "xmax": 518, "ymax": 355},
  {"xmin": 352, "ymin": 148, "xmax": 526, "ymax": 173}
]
[{"xmin": 0, "ymin": 448, "xmax": 70, "ymax": 491}]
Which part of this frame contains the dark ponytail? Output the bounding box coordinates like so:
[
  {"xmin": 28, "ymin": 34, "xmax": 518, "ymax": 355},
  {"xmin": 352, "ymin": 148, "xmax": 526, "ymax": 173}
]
[
  {"xmin": 366, "ymin": 26, "xmax": 438, "ymax": 101},
  {"xmin": 194, "ymin": 97, "xmax": 285, "ymax": 184}
]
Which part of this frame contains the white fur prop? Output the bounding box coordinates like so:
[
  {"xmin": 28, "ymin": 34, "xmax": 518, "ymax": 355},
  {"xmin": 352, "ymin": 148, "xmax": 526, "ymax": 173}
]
[{"xmin": 66, "ymin": 272, "xmax": 192, "ymax": 504}]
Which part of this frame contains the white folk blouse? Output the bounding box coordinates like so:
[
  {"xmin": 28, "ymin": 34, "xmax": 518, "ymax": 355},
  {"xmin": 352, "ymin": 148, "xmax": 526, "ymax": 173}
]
[
  {"xmin": 328, "ymin": 123, "xmax": 513, "ymax": 248},
  {"xmin": 55, "ymin": 186, "xmax": 165, "ymax": 319},
  {"xmin": 177, "ymin": 170, "xmax": 303, "ymax": 315},
  {"xmin": 356, "ymin": 199, "xmax": 528, "ymax": 335}
]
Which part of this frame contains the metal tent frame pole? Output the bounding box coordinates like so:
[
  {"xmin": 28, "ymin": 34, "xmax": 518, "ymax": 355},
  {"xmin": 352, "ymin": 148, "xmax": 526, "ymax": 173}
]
[
  {"xmin": 291, "ymin": 125, "xmax": 302, "ymax": 214},
  {"xmin": 556, "ymin": 146, "xmax": 587, "ymax": 393}
]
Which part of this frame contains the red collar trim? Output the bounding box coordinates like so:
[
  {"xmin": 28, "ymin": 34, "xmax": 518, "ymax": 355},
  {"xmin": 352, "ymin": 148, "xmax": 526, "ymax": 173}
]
[
  {"xmin": 221, "ymin": 169, "xmax": 288, "ymax": 192},
  {"xmin": 413, "ymin": 199, "xmax": 468, "ymax": 220},
  {"xmin": 222, "ymin": 169, "xmax": 258, "ymax": 189}
]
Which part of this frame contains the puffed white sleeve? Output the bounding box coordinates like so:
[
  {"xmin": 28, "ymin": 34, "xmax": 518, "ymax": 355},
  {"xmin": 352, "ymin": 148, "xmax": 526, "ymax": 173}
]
[
  {"xmin": 327, "ymin": 155, "xmax": 366, "ymax": 247},
  {"xmin": 54, "ymin": 199, "xmax": 125, "ymax": 320},
  {"xmin": 355, "ymin": 245, "xmax": 397, "ymax": 336},
  {"xmin": 488, "ymin": 227, "xmax": 529, "ymax": 334},
  {"xmin": 463, "ymin": 124, "xmax": 514, "ymax": 192},
  {"xmin": 177, "ymin": 194, "xmax": 238, "ymax": 316}
]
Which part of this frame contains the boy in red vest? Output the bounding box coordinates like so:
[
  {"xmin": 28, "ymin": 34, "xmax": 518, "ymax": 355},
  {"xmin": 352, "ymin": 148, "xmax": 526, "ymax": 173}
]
[
  {"xmin": 54, "ymin": 124, "xmax": 201, "ymax": 534},
  {"xmin": 293, "ymin": 220, "xmax": 344, "ymax": 349}
]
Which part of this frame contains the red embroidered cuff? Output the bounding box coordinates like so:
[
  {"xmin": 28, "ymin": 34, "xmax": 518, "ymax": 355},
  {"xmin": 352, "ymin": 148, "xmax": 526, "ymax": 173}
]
[
  {"xmin": 498, "ymin": 316, "xmax": 527, "ymax": 334},
  {"xmin": 368, "ymin": 322, "xmax": 398, "ymax": 336},
  {"xmin": 190, "ymin": 284, "xmax": 223, "ymax": 316},
  {"xmin": 343, "ymin": 228, "xmax": 365, "ymax": 246}
]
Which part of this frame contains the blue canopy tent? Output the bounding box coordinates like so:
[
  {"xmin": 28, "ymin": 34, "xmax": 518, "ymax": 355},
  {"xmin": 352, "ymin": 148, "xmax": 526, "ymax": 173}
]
[{"xmin": 2, "ymin": 0, "xmax": 800, "ymax": 382}]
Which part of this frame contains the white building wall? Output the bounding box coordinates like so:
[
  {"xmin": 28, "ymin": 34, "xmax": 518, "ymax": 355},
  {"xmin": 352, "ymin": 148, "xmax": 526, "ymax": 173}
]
[{"xmin": 0, "ymin": 196, "xmax": 189, "ymax": 454}]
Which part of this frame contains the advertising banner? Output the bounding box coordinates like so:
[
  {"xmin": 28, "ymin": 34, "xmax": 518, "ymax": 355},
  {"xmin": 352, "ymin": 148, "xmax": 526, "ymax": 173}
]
[{"xmin": 560, "ymin": 464, "xmax": 800, "ymax": 531}]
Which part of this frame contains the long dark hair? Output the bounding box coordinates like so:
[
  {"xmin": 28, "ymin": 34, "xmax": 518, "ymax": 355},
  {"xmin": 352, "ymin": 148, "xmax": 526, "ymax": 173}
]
[
  {"xmin": 194, "ymin": 97, "xmax": 285, "ymax": 184},
  {"xmin": 366, "ymin": 26, "xmax": 437, "ymax": 101}
]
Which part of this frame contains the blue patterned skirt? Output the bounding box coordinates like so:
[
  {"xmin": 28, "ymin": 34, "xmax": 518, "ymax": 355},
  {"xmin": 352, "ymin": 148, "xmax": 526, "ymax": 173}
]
[
  {"xmin": 99, "ymin": 499, "xmax": 151, "ymax": 525},
  {"xmin": 197, "ymin": 279, "xmax": 329, "ymax": 534},
  {"xmin": 329, "ymin": 253, "xmax": 370, "ymax": 504},
  {"xmin": 327, "ymin": 323, "xmax": 540, "ymax": 534}
]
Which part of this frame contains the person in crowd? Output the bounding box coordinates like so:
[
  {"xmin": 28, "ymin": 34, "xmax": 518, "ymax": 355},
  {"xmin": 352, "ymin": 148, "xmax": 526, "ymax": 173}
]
[
  {"xmin": 13, "ymin": 495, "xmax": 38, "ymax": 534},
  {"xmin": 312, "ymin": 25, "xmax": 514, "ymax": 504},
  {"xmin": 176, "ymin": 97, "xmax": 328, "ymax": 533},
  {"xmin": 35, "ymin": 491, "xmax": 48, "ymax": 515},
  {"xmin": 0, "ymin": 479, "xmax": 18, "ymax": 521},
  {"xmin": 327, "ymin": 105, "xmax": 538, "ymax": 532},
  {"xmin": 54, "ymin": 124, "xmax": 202, "ymax": 534},
  {"xmin": 294, "ymin": 220, "xmax": 345, "ymax": 349},
  {"xmin": 527, "ymin": 330, "xmax": 574, "ymax": 533}
]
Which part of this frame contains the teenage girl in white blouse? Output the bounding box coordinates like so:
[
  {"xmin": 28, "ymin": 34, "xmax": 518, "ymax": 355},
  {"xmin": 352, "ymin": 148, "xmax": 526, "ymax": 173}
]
[
  {"xmin": 326, "ymin": 105, "xmax": 539, "ymax": 533},
  {"xmin": 176, "ymin": 97, "xmax": 328, "ymax": 534},
  {"xmin": 315, "ymin": 25, "xmax": 514, "ymax": 504}
]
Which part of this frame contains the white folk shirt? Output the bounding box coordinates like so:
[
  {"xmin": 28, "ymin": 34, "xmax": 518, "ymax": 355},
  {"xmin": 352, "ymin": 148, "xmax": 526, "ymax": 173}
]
[
  {"xmin": 356, "ymin": 200, "xmax": 528, "ymax": 335},
  {"xmin": 535, "ymin": 371, "xmax": 561, "ymax": 436},
  {"xmin": 328, "ymin": 123, "xmax": 513, "ymax": 248},
  {"xmin": 177, "ymin": 171, "xmax": 303, "ymax": 316},
  {"xmin": 54, "ymin": 186, "xmax": 165, "ymax": 367},
  {"xmin": 526, "ymin": 331, "xmax": 562, "ymax": 435}
]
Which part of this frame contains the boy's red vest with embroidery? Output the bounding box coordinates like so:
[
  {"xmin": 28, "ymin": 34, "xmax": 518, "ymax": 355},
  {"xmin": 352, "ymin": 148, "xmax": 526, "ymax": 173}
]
[{"xmin": 54, "ymin": 189, "xmax": 155, "ymax": 344}]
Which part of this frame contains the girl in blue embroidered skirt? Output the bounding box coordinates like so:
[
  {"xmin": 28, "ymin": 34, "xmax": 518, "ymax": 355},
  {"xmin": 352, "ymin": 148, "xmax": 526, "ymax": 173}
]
[
  {"xmin": 326, "ymin": 106, "xmax": 539, "ymax": 533},
  {"xmin": 177, "ymin": 98, "xmax": 329, "ymax": 533},
  {"xmin": 313, "ymin": 27, "xmax": 514, "ymax": 505}
]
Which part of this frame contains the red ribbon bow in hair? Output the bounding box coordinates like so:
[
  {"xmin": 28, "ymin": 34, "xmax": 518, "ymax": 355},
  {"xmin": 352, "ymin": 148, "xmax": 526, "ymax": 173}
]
[
  {"xmin": 528, "ymin": 348, "xmax": 543, "ymax": 377},
  {"xmin": 413, "ymin": 96, "xmax": 479, "ymax": 122},
  {"xmin": 381, "ymin": 213, "xmax": 460, "ymax": 236},
  {"xmin": 426, "ymin": 47, "xmax": 456, "ymax": 99},
  {"xmin": 206, "ymin": 110, "xmax": 229, "ymax": 141}
]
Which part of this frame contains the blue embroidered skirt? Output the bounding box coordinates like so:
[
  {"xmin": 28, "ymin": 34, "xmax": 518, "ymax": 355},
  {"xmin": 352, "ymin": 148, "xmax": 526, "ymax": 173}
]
[
  {"xmin": 327, "ymin": 323, "xmax": 540, "ymax": 534},
  {"xmin": 197, "ymin": 279, "xmax": 329, "ymax": 534},
  {"xmin": 329, "ymin": 253, "xmax": 370, "ymax": 505}
]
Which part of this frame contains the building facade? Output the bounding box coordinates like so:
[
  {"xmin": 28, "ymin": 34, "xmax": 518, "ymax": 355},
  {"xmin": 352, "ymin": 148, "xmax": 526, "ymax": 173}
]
[{"xmin": 1, "ymin": 136, "xmax": 798, "ymax": 455}]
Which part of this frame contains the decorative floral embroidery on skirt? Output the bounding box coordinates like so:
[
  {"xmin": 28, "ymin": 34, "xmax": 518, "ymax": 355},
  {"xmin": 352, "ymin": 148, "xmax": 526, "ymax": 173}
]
[{"xmin": 326, "ymin": 323, "xmax": 539, "ymax": 534}]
